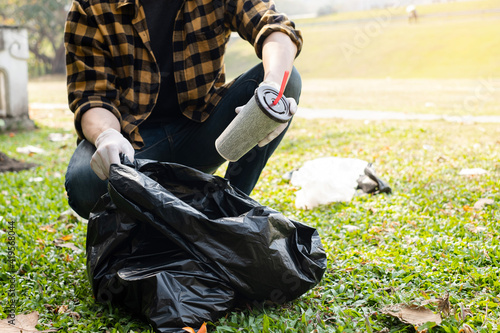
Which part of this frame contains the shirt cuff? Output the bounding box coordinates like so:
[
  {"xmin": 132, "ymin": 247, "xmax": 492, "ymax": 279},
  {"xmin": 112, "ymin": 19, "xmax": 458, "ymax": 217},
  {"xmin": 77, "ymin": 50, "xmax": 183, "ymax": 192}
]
[
  {"xmin": 73, "ymin": 96, "xmax": 122, "ymax": 141},
  {"xmin": 254, "ymin": 22, "xmax": 303, "ymax": 59}
]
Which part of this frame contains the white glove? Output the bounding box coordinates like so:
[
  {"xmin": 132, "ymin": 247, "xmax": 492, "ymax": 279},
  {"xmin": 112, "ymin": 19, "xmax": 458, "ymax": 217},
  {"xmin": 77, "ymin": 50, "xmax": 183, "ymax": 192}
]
[
  {"xmin": 91, "ymin": 128, "xmax": 135, "ymax": 180},
  {"xmin": 235, "ymin": 86, "xmax": 298, "ymax": 147}
]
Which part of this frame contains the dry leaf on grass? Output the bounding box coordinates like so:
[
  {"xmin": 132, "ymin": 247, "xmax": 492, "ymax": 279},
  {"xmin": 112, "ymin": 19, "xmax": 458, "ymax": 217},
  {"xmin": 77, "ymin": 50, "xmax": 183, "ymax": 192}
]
[
  {"xmin": 183, "ymin": 322, "xmax": 207, "ymax": 333},
  {"xmin": 381, "ymin": 304, "xmax": 442, "ymax": 326},
  {"xmin": 39, "ymin": 225, "xmax": 56, "ymax": 233},
  {"xmin": 57, "ymin": 209, "xmax": 87, "ymax": 224},
  {"xmin": 420, "ymin": 294, "xmax": 450, "ymax": 316},
  {"xmin": 54, "ymin": 242, "xmax": 82, "ymax": 253},
  {"xmin": 0, "ymin": 311, "xmax": 58, "ymax": 332},
  {"xmin": 458, "ymin": 324, "xmax": 475, "ymax": 333},
  {"xmin": 473, "ymin": 198, "xmax": 494, "ymax": 210},
  {"xmin": 466, "ymin": 224, "xmax": 488, "ymax": 234}
]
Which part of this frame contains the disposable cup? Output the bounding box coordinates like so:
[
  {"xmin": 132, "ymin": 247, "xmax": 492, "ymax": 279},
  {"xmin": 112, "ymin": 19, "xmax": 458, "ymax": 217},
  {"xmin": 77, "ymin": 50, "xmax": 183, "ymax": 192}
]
[{"xmin": 215, "ymin": 85, "xmax": 292, "ymax": 162}]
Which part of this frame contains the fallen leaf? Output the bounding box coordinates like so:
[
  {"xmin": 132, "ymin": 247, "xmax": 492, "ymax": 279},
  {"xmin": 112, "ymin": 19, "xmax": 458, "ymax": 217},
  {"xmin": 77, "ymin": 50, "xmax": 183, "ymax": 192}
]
[
  {"xmin": 482, "ymin": 248, "xmax": 490, "ymax": 259},
  {"xmin": 437, "ymin": 294, "xmax": 450, "ymax": 316},
  {"xmin": 57, "ymin": 209, "xmax": 87, "ymax": 224},
  {"xmin": 462, "ymin": 205, "xmax": 473, "ymax": 212},
  {"xmin": 458, "ymin": 324, "xmax": 474, "ymax": 333},
  {"xmin": 0, "ymin": 311, "xmax": 58, "ymax": 332},
  {"xmin": 68, "ymin": 312, "xmax": 81, "ymax": 320},
  {"xmin": 466, "ymin": 225, "xmax": 487, "ymax": 233},
  {"xmin": 419, "ymin": 295, "xmax": 450, "ymax": 316},
  {"xmin": 57, "ymin": 305, "xmax": 68, "ymax": 314},
  {"xmin": 39, "ymin": 225, "xmax": 56, "ymax": 233},
  {"xmin": 369, "ymin": 226, "xmax": 382, "ymax": 234},
  {"xmin": 55, "ymin": 242, "xmax": 82, "ymax": 253},
  {"xmin": 60, "ymin": 234, "xmax": 73, "ymax": 241},
  {"xmin": 63, "ymin": 254, "xmax": 73, "ymax": 262},
  {"xmin": 473, "ymin": 198, "xmax": 494, "ymax": 210},
  {"xmin": 381, "ymin": 304, "xmax": 442, "ymax": 326},
  {"xmin": 183, "ymin": 322, "xmax": 207, "ymax": 333}
]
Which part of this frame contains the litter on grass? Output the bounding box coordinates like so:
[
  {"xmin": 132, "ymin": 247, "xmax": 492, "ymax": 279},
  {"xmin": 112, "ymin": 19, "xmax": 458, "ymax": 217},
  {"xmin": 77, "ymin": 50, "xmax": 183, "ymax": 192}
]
[
  {"xmin": 48, "ymin": 132, "xmax": 73, "ymax": 142},
  {"xmin": 290, "ymin": 157, "xmax": 391, "ymax": 209},
  {"xmin": 381, "ymin": 304, "xmax": 442, "ymax": 326},
  {"xmin": 0, "ymin": 311, "xmax": 58, "ymax": 333},
  {"xmin": 459, "ymin": 168, "xmax": 488, "ymax": 175},
  {"xmin": 16, "ymin": 145, "xmax": 46, "ymax": 154},
  {"xmin": 473, "ymin": 198, "xmax": 494, "ymax": 210}
]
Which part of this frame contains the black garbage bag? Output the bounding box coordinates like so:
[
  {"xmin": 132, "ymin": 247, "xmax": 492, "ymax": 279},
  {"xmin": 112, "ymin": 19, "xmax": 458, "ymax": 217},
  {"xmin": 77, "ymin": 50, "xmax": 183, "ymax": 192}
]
[{"xmin": 86, "ymin": 159, "xmax": 327, "ymax": 332}]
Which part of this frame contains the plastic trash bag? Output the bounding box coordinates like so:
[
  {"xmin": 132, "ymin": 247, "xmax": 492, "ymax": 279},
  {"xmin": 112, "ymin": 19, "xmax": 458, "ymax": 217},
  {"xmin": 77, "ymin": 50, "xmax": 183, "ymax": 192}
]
[
  {"xmin": 86, "ymin": 158, "xmax": 327, "ymax": 333},
  {"xmin": 290, "ymin": 157, "xmax": 392, "ymax": 209}
]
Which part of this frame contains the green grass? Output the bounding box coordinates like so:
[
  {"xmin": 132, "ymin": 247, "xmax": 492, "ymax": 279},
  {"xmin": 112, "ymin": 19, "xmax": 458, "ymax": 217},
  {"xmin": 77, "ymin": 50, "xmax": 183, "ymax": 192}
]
[
  {"xmin": 294, "ymin": 0, "xmax": 500, "ymax": 24},
  {"xmin": 1, "ymin": 118, "xmax": 500, "ymax": 332},
  {"xmin": 225, "ymin": 8, "xmax": 500, "ymax": 80},
  {"xmin": 4, "ymin": 1, "xmax": 500, "ymax": 331}
]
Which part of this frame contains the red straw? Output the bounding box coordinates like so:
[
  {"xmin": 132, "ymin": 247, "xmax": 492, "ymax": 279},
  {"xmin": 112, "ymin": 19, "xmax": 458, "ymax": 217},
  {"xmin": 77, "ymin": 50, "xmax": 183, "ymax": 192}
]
[{"xmin": 272, "ymin": 70, "xmax": 289, "ymax": 106}]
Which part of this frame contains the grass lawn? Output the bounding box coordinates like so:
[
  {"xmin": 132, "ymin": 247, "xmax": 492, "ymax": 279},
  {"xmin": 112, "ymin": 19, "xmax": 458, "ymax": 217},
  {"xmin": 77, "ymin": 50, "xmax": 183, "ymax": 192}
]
[
  {"xmin": 2, "ymin": 0, "xmax": 499, "ymax": 331},
  {"xmin": 226, "ymin": 14, "xmax": 500, "ymax": 80},
  {"xmin": 293, "ymin": 0, "xmax": 500, "ymax": 25},
  {"xmin": 223, "ymin": 6, "xmax": 500, "ymax": 114},
  {"xmin": 1, "ymin": 116, "xmax": 499, "ymax": 332}
]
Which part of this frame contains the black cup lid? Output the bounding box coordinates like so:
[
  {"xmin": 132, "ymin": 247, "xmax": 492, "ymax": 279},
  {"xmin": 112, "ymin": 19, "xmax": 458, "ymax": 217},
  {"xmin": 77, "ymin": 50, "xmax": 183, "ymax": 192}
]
[{"xmin": 255, "ymin": 85, "xmax": 292, "ymax": 123}]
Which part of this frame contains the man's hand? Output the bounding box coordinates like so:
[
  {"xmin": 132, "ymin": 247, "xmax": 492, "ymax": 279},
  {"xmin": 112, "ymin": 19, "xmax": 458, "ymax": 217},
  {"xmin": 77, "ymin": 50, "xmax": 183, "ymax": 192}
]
[
  {"xmin": 235, "ymin": 95, "xmax": 297, "ymax": 148},
  {"xmin": 91, "ymin": 128, "xmax": 135, "ymax": 180},
  {"xmin": 257, "ymin": 97, "xmax": 297, "ymax": 147}
]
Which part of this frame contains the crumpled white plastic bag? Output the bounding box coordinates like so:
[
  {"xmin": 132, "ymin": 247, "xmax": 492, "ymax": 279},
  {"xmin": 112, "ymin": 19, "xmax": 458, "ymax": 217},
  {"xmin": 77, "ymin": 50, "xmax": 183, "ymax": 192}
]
[{"xmin": 291, "ymin": 157, "xmax": 368, "ymax": 209}]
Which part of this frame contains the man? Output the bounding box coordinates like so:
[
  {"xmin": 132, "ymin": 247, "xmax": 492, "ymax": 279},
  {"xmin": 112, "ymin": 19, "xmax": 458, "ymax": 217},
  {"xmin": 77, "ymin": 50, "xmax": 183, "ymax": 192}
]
[
  {"xmin": 406, "ymin": 4, "xmax": 418, "ymax": 24},
  {"xmin": 64, "ymin": 0, "xmax": 303, "ymax": 219}
]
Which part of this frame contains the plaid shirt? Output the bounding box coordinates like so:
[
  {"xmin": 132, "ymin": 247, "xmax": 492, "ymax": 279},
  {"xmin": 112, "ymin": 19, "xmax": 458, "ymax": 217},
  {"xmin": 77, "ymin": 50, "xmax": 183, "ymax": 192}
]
[{"xmin": 65, "ymin": 0, "xmax": 303, "ymax": 148}]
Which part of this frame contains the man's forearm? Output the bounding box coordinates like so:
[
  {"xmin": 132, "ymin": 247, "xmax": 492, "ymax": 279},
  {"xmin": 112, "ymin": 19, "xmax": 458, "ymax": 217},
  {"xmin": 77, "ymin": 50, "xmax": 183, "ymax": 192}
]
[
  {"xmin": 81, "ymin": 107, "xmax": 121, "ymax": 145},
  {"xmin": 262, "ymin": 31, "xmax": 298, "ymax": 88}
]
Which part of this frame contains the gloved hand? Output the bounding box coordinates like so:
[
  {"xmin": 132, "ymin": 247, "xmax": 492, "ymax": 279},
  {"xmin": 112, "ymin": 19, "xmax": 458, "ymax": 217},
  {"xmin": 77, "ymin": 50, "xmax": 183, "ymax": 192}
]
[
  {"xmin": 235, "ymin": 81, "xmax": 298, "ymax": 147},
  {"xmin": 91, "ymin": 128, "xmax": 135, "ymax": 180}
]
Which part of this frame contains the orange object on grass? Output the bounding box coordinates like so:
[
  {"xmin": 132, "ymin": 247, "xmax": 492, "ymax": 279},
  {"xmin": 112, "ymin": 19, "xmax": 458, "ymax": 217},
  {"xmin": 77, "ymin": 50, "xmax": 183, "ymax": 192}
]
[{"xmin": 182, "ymin": 322, "xmax": 207, "ymax": 333}]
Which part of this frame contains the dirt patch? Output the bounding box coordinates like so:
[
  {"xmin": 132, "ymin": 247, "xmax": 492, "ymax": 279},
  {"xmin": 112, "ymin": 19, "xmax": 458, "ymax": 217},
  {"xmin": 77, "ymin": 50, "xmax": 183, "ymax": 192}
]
[{"xmin": 0, "ymin": 152, "xmax": 38, "ymax": 173}]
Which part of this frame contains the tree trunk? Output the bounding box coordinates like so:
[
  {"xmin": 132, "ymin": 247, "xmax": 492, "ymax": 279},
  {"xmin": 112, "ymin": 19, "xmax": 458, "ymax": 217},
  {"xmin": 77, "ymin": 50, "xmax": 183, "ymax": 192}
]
[{"xmin": 51, "ymin": 44, "xmax": 66, "ymax": 74}]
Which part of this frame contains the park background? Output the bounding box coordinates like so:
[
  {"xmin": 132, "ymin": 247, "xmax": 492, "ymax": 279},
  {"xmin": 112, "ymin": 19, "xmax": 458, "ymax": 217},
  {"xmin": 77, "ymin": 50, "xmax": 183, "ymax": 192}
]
[{"xmin": 1, "ymin": 0, "xmax": 500, "ymax": 332}]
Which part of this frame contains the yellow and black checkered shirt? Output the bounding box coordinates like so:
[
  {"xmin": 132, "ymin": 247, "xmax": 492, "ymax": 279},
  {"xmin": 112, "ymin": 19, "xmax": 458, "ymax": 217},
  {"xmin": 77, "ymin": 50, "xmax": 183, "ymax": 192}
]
[{"xmin": 65, "ymin": 0, "xmax": 303, "ymax": 148}]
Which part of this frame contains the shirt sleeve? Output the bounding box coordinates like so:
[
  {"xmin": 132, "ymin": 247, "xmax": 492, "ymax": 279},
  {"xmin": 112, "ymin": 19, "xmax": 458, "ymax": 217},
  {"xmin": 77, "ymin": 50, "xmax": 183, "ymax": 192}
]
[
  {"xmin": 228, "ymin": 0, "xmax": 303, "ymax": 59},
  {"xmin": 65, "ymin": 1, "xmax": 122, "ymax": 141}
]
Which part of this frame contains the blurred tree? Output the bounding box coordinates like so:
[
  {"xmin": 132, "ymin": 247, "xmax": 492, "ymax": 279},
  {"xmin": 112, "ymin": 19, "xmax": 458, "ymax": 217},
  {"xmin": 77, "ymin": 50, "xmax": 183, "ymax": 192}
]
[{"xmin": 0, "ymin": 0, "xmax": 71, "ymax": 75}]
